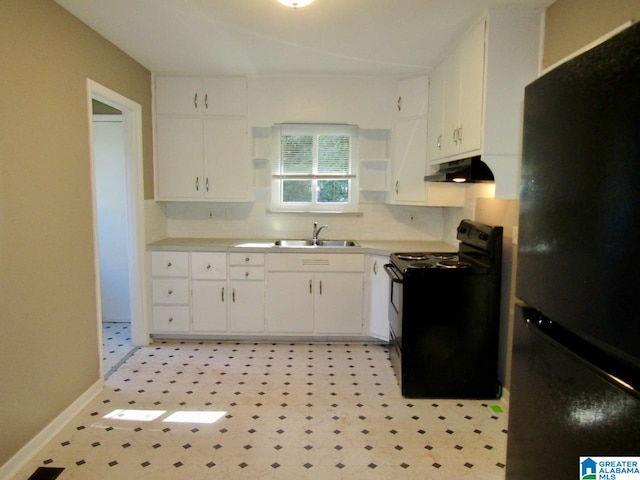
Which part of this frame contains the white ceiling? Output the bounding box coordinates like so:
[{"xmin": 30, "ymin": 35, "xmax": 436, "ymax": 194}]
[{"xmin": 55, "ymin": 0, "xmax": 553, "ymax": 76}]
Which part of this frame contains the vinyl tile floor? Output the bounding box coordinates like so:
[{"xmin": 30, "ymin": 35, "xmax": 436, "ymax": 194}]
[
  {"xmin": 101, "ymin": 322, "xmax": 134, "ymax": 377},
  {"xmin": 16, "ymin": 341, "xmax": 508, "ymax": 479}
]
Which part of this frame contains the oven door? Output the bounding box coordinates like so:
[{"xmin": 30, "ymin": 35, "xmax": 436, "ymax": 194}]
[{"xmin": 384, "ymin": 264, "xmax": 403, "ymax": 345}]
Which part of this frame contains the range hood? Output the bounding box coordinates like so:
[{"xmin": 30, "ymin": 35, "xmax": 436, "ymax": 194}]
[{"xmin": 424, "ymin": 156, "xmax": 494, "ymax": 183}]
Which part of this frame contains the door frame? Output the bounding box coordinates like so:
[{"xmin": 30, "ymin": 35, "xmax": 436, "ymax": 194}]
[{"xmin": 86, "ymin": 79, "xmax": 149, "ymax": 360}]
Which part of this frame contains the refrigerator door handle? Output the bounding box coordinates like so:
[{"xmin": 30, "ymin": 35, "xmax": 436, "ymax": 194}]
[{"xmin": 520, "ymin": 306, "xmax": 640, "ymax": 400}]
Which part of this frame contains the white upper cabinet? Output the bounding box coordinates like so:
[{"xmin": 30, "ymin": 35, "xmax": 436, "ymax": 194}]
[
  {"xmin": 426, "ymin": 65, "xmax": 445, "ymax": 164},
  {"xmin": 390, "ymin": 75, "xmax": 428, "ymax": 205},
  {"xmin": 155, "ymin": 76, "xmax": 247, "ymax": 116},
  {"xmin": 426, "ymin": 9, "xmax": 541, "ymax": 198},
  {"xmin": 439, "ymin": 20, "xmax": 486, "ymax": 161},
  {"xmin": 154, "ymin": 76, "xmax": 250, "ymax": 201},
  {"xmin": 396, "ymin": 76, "xmax": 429, "ymax": 118}
]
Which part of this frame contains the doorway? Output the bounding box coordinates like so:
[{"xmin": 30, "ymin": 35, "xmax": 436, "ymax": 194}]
[{"xmin": 86, "ymin": 80, "xmax": 148, "ymax": 378}]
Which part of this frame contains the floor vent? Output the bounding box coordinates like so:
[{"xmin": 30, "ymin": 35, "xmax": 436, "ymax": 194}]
[{"xmin": 28, "ymin": 467, "xmax": 64, "ymax": 480}]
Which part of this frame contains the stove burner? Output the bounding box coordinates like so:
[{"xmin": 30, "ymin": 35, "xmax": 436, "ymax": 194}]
[
  {"xmin": 406, "ymin": 261, "xmax": 438, "ymax": 269},
  {"xmin": 396, "ymin": 253, "xmax": 430, "ymax": 261},
  {"xmin": 437, "ymin": 260, "xmax": 471, "ymax": 269},
  {"xmin": 430, "ymin": 253, "xmax": 457, "ymax": 260}
]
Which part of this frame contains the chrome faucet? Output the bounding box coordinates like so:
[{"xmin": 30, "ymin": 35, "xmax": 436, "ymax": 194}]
[{"xmin": 312, "ymin": 222, "xmax": 328, "ymax": 244}]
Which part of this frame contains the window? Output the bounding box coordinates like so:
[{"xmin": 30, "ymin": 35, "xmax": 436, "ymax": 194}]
[{"xmin": 272, "ymin": 124, "xmax": 358, "ymax": 212}]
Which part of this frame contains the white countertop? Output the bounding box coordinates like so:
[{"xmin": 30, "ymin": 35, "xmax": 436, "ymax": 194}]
[{"xmin": 147, "ymin": 237, "xmax": 456, "ymax": 256}]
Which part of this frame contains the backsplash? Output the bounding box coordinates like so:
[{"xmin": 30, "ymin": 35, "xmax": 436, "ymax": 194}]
[{"xmin": 144, "ymin": 184, "xmax": 495, "ymax": 244}]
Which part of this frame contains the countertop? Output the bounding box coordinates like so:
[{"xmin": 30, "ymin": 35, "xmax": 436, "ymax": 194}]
[{"xmin": 147, "ymin": 237, "xmax": 456, "ymax": 256}]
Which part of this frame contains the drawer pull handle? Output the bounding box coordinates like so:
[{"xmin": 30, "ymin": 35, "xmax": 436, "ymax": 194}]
[
  {"xmin": 168, "ymin": 316, "xmax": 174, "ymax": 323},
  {"xmin": 194, "ymin": 93, "xmax": 198, "ymax": 109},
  {"xmin": 221, "ymin": 287, "xmax": 225, "ymax": 302},
  {"xmin": 168, "ymin": 289, "xmax": 173, "ymax": 295},
  {"xmin": 245, "ymin": 271, "xmax": 249, "ymax": 278},
  {"xmin": 319, "ymin": 280, "xmax": 323, "ymax": 295},
  {"xmin": 309, "ymin": 279, "xmax": 312, "ymax": 294},
  {"xmin": 245, "ymin": 257, "xmax": 250, "ymax": 262},
  {"xmin": 167, "ymin": 262, "xmax": 172, "ymax": 268},
  {"xmin": 232, "ymin": 288, "xmax": 236, "ymax": 303},
  {"xmin": 206, "ymin": 264, "xmax": 212, "ymax": 270}
]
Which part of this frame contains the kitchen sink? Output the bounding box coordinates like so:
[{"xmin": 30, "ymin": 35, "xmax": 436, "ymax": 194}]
[
  {"xmin": 272, "ymin": 239, "xmax": 360, "ymax": 248},
  {"xmin": 315, "ymin": 240, "xmax": 359, "ymax": 247},
  {"xmin": 273, "ymin": 239, "xmax": 315, "ymax": 247}
]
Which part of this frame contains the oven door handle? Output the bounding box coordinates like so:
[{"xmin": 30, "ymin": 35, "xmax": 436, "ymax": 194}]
[{"xmin": 384, "ymin": 264, "xmax": 403, "ymax": 283}]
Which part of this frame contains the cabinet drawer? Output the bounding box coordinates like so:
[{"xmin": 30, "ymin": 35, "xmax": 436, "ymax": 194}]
[
  {"xmin": 229, "ymin": 266, "xmax": 265, "ymax": 281},
  {"xmin": 191, "ymin": 252, "xmax": 226, "ymax": 279},
  {"xmin": 152, "ymin": 278, "xmax": 189, "ymax": 304},
  {"xmin": 152, "ymin": 306, "xmax": 190, "ymax": 332},
  {"xmin": 151, "ymin": 251, "xmax": 189, "ymax": 277},
  {"xmin": 229, "ymin": 253, "xmax": 265, "ymax": 266}
]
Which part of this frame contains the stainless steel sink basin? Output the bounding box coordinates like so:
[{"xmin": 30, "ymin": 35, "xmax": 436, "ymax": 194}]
[
  {"xmin": 272, "ymin": 239, "xmax": 359, "ymax": 247},
  {"xmin": 273, "ymin": 239, "xmax": 315, "ymax": 247},
  {"xmin": 315, "ymin": 240, "xmax": 360, "ymax": 247}
]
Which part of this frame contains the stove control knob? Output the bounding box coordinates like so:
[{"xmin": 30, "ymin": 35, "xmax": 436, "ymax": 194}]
[{"xmin": 479, "ymin": 233, "xmax": 489, "ymax": 241}]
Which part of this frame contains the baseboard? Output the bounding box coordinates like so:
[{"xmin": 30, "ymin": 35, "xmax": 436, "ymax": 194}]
[{"xmin": 0, "ymin": 379, "xmax": 103, "ymax": 479}]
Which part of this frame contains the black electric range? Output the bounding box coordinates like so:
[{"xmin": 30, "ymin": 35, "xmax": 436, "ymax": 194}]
[{"xmin": 385, "ymin": 219, "xmax": 503, "ymax": 398}]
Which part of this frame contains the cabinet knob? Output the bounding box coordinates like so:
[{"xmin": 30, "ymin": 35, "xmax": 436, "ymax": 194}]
[
  {"xmin": 245, "ymin": 271, "xmax": 250, "ymax": 278},
  {"xmin": 167, "ymin": 262, "xmax": 172, "ymax": 268},
  {"xmin": 206, "ymin": 264, "xmax": 212, "ymax": 270},
  {"xmin": 245, "ymin": 257, "xmax": 250, "ymax": 263},
  {"xmin": 168, "ymin": 317, "xmax": 174, "ymax": 323},
  {"xmin": 168, "ymin": 289, "xmax": 173, "ymax": 295}
]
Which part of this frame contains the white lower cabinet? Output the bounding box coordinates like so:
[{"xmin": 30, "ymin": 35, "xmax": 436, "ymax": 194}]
[
  {"xmin": 191, "ymin": 252, "xmax": 265, "ymax": 334},
  {"xmin": 364, "ymin": 255, "xmax": 390, "ymax": 341},
  {"xmin": 192, "ymin": 279, "xmax": 227, "ymax": 332},
  {"xmin": 314, "ymin": 272, "xmax": 363, "ymax": 334},
  {"xmin": 150, "ymin": 250, "xmax": 385, "ymax": 340},
  {"xmin": 265, "ymin": 254, "xmax": 364, "ymax": 335},
  {"xmin": 151, "ymin": 251, "xmax": 190, "ymax": 333},
  {"xmin": 265, "ymin": 272, "xmax": 314, "ymax": 333},
  {"xmin": 228, "ymin": 281, "xmax": 265, "ymax": 333}
]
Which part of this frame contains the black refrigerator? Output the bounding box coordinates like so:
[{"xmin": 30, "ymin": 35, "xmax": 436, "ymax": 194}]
[{"xmin": 506, "ymin": 23, "xmax": 640, "ymax": 479}]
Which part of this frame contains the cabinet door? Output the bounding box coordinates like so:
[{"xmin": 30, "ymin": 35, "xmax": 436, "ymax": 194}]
[
  {"xmin": 156, "ymin": 117, "xmax": 203, "ymax": 199},
  {"xmin": 203, "ymin": 117, "xmax": 250, "ymax": 201},
  {"xmin": 192, "ymin": 280, "xmax": 227, "ymax": 332},
  {"xmin": 315, "ymin": 273, "xmax": 363, "ymax": 334},
  {"xmin": 365, "ymin": 256, "xmax": 390, "ymax": 341},
  {"xmin": 457, "ymin": 20, "xmax": 486, "ymax": 157},
  {"xmin": 427, "ymin": 65, "xmax": 445, "ymax": 165},
  {"xmin": 391, "ymin": 117, "xmax": 427, "ymax": 204},
  {"xmin": 202, "ymin": 77, "xmax": 247, "ymax": 116},
  {"xmin": 155, "ymin": 77, "xmax": 202, "ymax": 115},
  {"xmin": 228, "ymin": 281, "xmax": 265, "ymax": 333},
  {"xmin": 396, "ymin": 76, "xmax": 429, "ymax": 118},
  {"xmin": 442, "ymin": 49, "xmax": 462, "ymax": 158},
  {"xmin": 266, "ymin": 272, "xmax": 314, "ymax": 333}
]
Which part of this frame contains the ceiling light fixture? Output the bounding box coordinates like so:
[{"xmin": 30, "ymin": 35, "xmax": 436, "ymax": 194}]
[{"xmin": 278, "ymin": 0, "xmax": 314, "ymax": 8}]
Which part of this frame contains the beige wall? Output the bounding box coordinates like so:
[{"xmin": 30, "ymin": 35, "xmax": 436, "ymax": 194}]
[
  {"xmin": 543, "ymin": 0, "xmax": 640, "ymax": 68},
  {"xmin": 0, "ymin": 0, "xmax": 152, "ymax": 467}
]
